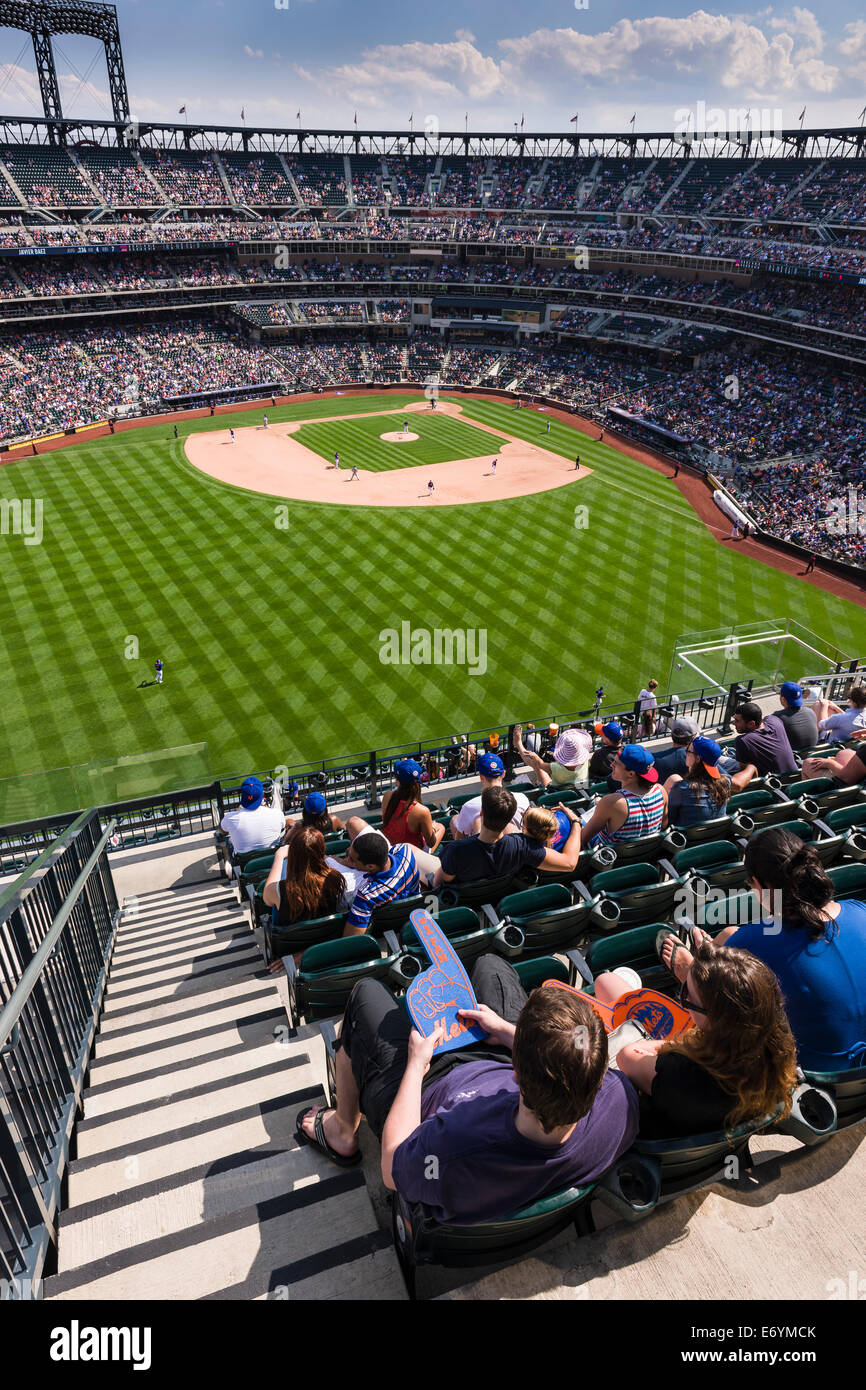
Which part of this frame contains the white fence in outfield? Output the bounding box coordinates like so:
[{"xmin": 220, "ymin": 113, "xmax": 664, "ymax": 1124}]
[{"xmin": 667, "ymin": 618, "xmax": 854, "ymax": 697}]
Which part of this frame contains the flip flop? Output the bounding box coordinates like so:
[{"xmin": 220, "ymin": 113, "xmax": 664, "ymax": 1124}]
[
  {"xmin": 294, "ymin": 1107, "xmax": 362, "ymax": 1168},
  {"xmin": 687, "ymin": 925, "xmax": 715, "ymax": 953},
  {"xmin": 655, "ymin": 929, "xmax": 690, "ymax": 978}
]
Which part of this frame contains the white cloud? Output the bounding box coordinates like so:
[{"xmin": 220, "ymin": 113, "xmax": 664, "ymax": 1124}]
[
  {"xmin": 287, "ymin": 11, "xmax": 848, "ymax": 119},
  {"xmin": 244, "ymin": 45, "xmax": 264, "ymax": 60}
]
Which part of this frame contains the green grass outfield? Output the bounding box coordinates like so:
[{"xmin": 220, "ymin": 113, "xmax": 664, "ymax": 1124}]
[{"xmin": 0, "ymin": 390, "xmax": 864, "ymax": 820}]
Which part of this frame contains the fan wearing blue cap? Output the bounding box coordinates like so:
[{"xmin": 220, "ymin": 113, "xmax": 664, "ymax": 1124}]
[
  {"xmin": 285, "ymin": 789, "xmax": 346, "ymax": 843},
  {"xmin": 664, "ymin": 737, "xmax": 733, "ymax": 829},
  {"xmin": 774, "ymin": 681, "xmax": 820, "ymax": 751},
  {"xmin": 589, "ymin": 720, "xmax": 623, "ymax": 785},
  {"xmin": 580, "ymin": 745, "xmax": 668, "ymax": 849},
  {"xmin": 378, "ymin": 758, "xmax": 445, "ymax": 860},
  {"xmin": 451, "ymin": 749, "xmax": 531, "ymax": 840},
  {"xmin": 219, "ymin": 775, "xmax": 288, "ymax": 855}
]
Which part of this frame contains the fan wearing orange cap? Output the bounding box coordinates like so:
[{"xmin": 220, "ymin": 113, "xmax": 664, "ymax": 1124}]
[{"xmin": 663, "ymin": 737, "xmax": 732, "ymax": 829}]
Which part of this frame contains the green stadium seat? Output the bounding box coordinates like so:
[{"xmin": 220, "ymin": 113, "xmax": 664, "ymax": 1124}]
[
  {"xmin": 284, "ymin": 933, "xmax": 404, "ymax": 1026},
  {"xmin": 389, "ymin": 1153, "xmax": 659, "ymax": 1298},
  {"xmin": 584, "ymin": 922, "xmax": 679, "ymax": 994},
  {"xmin": 825, "ymin": 862, "xmax": 866, "ymax": 900},
  {"xmin": 753, "ymin": 818, "xmax": 847, "ymax": 867},
  {"xmin": 693, "ymin": 888, "xmax": 762, "ymax": 932},
  {"xmin": 368, "ymin": 892, "xmax": 428, "ymax": 934},
  {"xmin": 665, "ymin": 813, "xmax": 737, "ymax": 845},
  {"xmin": 488, "ymin": 883, "xmax": 599, "ymax": 957},
  {"xmin": 439, "ymin": 871, "xmax": 534, "ymax": 912},
  {"xmin": 262, "ymin": 909, "xmax": 348, "ymax": 968},
  {"xmin": 582, "ymin": 861, "xmax": 687, "ymax": 929},
  {"xmin": 512, "ymin": 954, "xmax": 571, "ymax": 991},
  {"xmin": 821, "ymin": 804, "xmax": 866, "ymax": 861},
  {"xmin": 783, "ymin": 778, "xmax": 863, "ymax": 814},
  {"xmin": 632, "ymin": 1109, "xmax": 782, "ymax": 1197},
  {"xmin": 728, "ymin": 788, "xmax": 797, "ymax": 833},
  {"xmin": 667, "ymin": 840, "xmax": 749, "ymax": 890},
  {"xmin": 605, "ymin": 828, "xmax": 686, "ymax": 866},
  {"xmin": 800, "ymin": 1065, "xmax": 866, "ymax": 1131},
  {"xmin": 537, "ymin": 789, "xmax": 583, "ymax": 808}
]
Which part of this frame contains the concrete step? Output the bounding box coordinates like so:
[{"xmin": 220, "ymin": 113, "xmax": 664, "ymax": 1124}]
[
  {"xmin": 87, "ymin": 1000, "xmax": 285, "ymax": 1085},
  {"xmin": 109, "ymin": 922, "xmax": 252, "ymax": 973},
  {"xmin": 48, "ymin": 1175, "xmax": 404, "ymax": 1301},
  {"xmin": 82, "ymin": 1031, "xmax": 293, "ymax": 1118},
  {"xmin": 92, "ymin": 981, "xmax": 280, "ymax": 1055},
  {"xmin": 67, "ymin": 1063, "xmax": 322, "ymax": 1204},
  {"xmin": 107, "ymin": 930, "xmax": 256, "ymax": 989},
  {"xmin": 75, "ymin": 1046, "xmax": 312, "ymax": 1159},
  {"xmin": 97, "ymin": 950, "xmax": 264, "ymax": 1019},
  {"xmin": 59, "ymin": 1140, "xmax": 328, "ymax": 1270},
  {"xmin": 113, "ymin": 902, "xmax": 245, "ymax": 942}
]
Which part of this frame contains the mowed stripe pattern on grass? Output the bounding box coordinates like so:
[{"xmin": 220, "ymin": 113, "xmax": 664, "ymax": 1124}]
[
  {"xmin": 291, "ymin": 411, "xmax": 502, "ymax": 473},
  {"xmin": 0, "ymin": 392, "xmax": 864, "ymax": 813}
]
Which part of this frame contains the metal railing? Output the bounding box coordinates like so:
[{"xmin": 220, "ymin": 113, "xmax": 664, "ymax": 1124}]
[{"xmin": 0, "ymin": 810, "xmax": 119, "ymax": 1299}]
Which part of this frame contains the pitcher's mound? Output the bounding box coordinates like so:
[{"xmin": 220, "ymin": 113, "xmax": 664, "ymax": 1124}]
[{"xmin": 380, "ymin": 430, "xmax": 419, "ymax": 443}]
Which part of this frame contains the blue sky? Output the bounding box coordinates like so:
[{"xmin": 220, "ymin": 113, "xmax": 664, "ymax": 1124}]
[{"xmin": 1, "ymin": 1, "xmax": 865, "ymax": 132}]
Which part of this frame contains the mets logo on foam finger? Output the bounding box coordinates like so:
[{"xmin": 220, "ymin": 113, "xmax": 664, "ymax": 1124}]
[{"xmin": 626, "ymin": 998, "xmax": 676, "ymax": 1039}]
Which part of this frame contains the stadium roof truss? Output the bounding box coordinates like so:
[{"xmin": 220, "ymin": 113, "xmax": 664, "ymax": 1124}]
[
  {"xmin": 0, "ymin": 1, "xmax": 129, "ymax": 134},
  {"xmin": 1, "ymin": 113, "xmax": 866, "ymax": 159}
]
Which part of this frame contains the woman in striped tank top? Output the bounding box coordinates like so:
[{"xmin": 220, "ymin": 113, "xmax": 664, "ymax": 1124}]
[{"xmin": 581, "ymin": 744, "xmax": 667, "ymax": 848}]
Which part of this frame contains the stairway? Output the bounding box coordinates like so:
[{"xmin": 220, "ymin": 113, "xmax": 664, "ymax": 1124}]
[{"xmin": 44, "ymin": 878, "xmax": 403, "ymax": 1301}]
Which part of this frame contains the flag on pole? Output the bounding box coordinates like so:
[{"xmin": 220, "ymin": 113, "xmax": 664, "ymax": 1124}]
[
  {"xmin": 353, "ymin": 111, "xmax": 358, "ymax": 127},
  {"xmin": 799, "ymin": 106, "xmax": 806, "ymax": 122},
  {"xmin": 520, "ymin": 114, "xmax": 525, "ymax": 129},
  {"xmin": 241, "ymin": 108, "xmax": 245, "ymax": 121},
  {"xmin": 178, "ymin": 106, "xmax": 186, "ymax": 115},
  {"xmin": 296, "ymin": 110, "xmax": 301, "ymax": 121},
  {"xmin": 629, "ymin": 113, "xmax": 636, "ymax": 126},
  {"xmin": 570, "ymin": 113, "xmax": 578, "ymax": 123}
]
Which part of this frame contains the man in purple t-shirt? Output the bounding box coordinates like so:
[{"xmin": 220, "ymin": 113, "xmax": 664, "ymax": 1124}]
[
  {"xmin": 294, "ymin": 955, "xmax": 638, "ymax": 1225},
  {"xmin": 729, "ymin": 702, "xmax": 798, "ymax": 789}
]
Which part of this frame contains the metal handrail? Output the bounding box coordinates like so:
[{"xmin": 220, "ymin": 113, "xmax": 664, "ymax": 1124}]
[
  {"xmin": 0, "ymin": 809, "xmax": 119, "ymax": 1297},
  {"xmin": 0, "ymin": 816, "xmax": 117, "ymax": 1052}
]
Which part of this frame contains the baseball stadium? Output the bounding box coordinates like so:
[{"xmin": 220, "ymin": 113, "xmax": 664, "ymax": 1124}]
[{"xmin": 1, "ymin": 0, "xmax": 865, "ymax": 1320}]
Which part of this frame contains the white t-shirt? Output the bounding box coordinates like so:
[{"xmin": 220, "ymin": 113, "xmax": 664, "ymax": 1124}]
[
  {"xmin": 220, "ymin": 803, "xmax": 285, "ymax": 854},
  {"xmin": 819, "ymin": 708, "xmax": 866, "ymax": 739},
  {"xmin": 638, "ymin": 689, "xmax": 658, "ymax": 713},
  {"xmin": 325, "ymin": 856, "xmax": 366, "ymax": 900},
  {"xmin": 454, "ymin": 790, "xmax": 530, "ymax": 836}
]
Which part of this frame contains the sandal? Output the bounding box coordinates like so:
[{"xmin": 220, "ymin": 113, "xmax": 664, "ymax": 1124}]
[
  {"xmin": 687, "ymin": 925, "xmax": 714, "ymax": 954},
  {"xmin": 294, "ymin": 1107, "xmax": 362, "ymax": 1168},
  {"xmin": 654, "ymin": 929, "xmax": 691, "ymax": 980}
]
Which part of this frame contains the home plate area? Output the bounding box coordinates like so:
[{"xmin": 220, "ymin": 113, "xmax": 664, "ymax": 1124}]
[{"xmin": 184, "ymin": 398, "xmax": 593, "ymax": 507}]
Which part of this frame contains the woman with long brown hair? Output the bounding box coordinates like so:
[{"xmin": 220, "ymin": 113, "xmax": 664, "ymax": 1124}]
[
  {"xmin": 659, "ymin": 826, "xmax": 866, "ymax": 1071},
  {"xmin": 263, "ymin": 826, "xmax": 350, "ymax": 929},
  {"xmin": 597, "ymin": 945, "xmax": 798, "ymax": 1138},
  {"xmin": 663, "ymin": 736, "xmax": 731, "ymax": 828}
]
